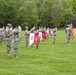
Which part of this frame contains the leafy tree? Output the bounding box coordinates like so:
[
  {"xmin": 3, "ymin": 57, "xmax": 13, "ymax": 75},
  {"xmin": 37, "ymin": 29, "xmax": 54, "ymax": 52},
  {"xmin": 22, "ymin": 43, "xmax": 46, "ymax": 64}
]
[{"xmin": 0, "ymin": 0, "xmax": 76, "ymax": 28}]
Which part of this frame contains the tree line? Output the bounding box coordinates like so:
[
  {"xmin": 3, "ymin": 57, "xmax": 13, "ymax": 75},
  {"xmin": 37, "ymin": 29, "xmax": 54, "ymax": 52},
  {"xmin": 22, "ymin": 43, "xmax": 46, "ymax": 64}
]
[{"xmin": 0, "ymin": 0, "xmax": 76, "ymax": 28}]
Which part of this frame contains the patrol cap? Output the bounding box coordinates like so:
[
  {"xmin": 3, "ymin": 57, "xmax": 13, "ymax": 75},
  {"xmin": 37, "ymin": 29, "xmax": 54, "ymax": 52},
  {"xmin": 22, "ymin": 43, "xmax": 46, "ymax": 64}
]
[
  {"xmin": 25, "ymin": 26, "xmax": 28, "ymax": 29},
  {"xmin": 7, "ymin": 23, "xmax": 12, "ymax": 26}
]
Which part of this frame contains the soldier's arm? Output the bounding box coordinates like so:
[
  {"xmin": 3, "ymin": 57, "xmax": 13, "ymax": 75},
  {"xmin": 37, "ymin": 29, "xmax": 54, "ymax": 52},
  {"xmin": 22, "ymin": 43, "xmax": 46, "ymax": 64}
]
[{"xmin": 14, "ymin": 29, "xmax": 20, "ymax": 34}]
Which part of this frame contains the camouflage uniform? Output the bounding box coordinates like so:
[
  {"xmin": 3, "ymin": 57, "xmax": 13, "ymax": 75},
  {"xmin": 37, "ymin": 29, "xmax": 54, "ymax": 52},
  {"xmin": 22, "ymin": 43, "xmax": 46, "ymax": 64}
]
[
  {"xmin": 5, "ymin": 24, "xmax": 12, "ymax": 54},
  {"xmin": 25, "ymin": 27, "xmax": 29, "ymax": 47},
  {"xmin": 0, "ymin": 28, "xmax": 4, "ymax": 43},
  {"xmin": 65, "ymin": 25, "xmax": 71, "ymax": 44},
  {"xmin": 13, "ymin": 27, "xmax": 20, "ymax": 57},
  {"xmin": 52, "ymin": 27, "xmax": 57, "ymax": 44}
]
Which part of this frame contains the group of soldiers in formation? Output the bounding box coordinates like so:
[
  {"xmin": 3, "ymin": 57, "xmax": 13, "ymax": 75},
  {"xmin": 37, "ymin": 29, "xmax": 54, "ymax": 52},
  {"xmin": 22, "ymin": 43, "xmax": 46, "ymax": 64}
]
[
  {"xmin": 25, "ymin": 25, "xmax": 57, "ymax": 49},
  {"xmin": 0, "ymin": 23, "xmax": 74, "ymax": 58},
  {"xmin": 0, "ymin": 24, "xmax": 21, "ymax": 58},
  {"xmin": 65, "ymin": 24, "xmax": 74, "ymax": 44}
]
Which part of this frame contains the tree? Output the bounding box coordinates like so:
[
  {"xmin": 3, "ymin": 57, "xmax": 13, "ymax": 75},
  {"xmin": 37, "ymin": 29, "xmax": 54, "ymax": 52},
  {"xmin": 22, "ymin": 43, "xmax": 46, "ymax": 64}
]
[{"xmin": 0, "ymin": 0, "xmax": 76, "ymax": 28}]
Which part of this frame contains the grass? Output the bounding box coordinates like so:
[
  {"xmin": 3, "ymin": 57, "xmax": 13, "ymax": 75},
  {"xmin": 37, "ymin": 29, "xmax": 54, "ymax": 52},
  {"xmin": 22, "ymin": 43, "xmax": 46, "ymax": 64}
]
[{"xmin": 0, "ymin": 30, "xmax": 76, "ymax": 75}]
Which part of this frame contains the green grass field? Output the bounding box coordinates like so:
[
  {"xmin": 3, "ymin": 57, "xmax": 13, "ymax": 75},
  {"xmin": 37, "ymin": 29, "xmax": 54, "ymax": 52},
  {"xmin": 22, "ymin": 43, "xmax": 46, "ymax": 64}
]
[{"xmin": 0, "ymin": 30, "xmax": 76, "ymax": 75}]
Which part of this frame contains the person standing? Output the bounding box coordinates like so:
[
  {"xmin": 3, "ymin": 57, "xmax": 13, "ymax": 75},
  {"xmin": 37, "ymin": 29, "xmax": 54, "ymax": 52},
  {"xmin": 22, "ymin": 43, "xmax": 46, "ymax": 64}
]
[
  {"xmin": 65, "ymin": 25, "xmax": 71, "ymax": 45},
  {"xmin": 12, "ymin": 25, "xmax": 20, "ymax": 58},
  {"xmin": 25, "ymin": 26, "xmax": 30, "ymax": 48},
  {"xmin": 69, "ymin": 24, "xmax": 74, "ymax": 41},
  {"xmin": 0, "ymin": 27, "xmax": 4, "ymax": 43},
  {"xmin": 5, "ymin": 23, "xmax": 12, "ymax": 56},
  {"xmin": 52, "ymin": 26, "xmax": 57, "ymax": 44}
]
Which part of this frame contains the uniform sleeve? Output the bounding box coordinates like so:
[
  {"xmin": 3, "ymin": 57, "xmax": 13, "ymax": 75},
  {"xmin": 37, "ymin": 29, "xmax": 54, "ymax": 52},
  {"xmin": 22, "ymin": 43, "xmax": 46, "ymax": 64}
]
[{"xmin": 13, "ymin": 29, "xmax": 20, "ymax": 34}]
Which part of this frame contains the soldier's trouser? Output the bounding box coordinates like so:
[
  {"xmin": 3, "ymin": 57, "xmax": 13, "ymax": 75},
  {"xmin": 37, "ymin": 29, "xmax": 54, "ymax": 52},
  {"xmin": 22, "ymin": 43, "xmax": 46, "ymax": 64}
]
[
  {"xmin": 13, "ymin": 40, "xmax": 19, "ymax": 57},
  {"xmin": 2, "ymin": 35, "xmax": 4, "ymax": 41},
  {"xmin": 6, "ymin": 39, "xmax": 11, "ymax": 53},
  {"xmin": 0, "ymin": 35, "xmax": 4, "ymax": 43},
  {"xmin": 14, "ymin": 48, "xmax": 18, "ymax": 57},
  {"xmin": 0, "ymin": 36, "xmax": 2, "ymax": 43},
  {"xmin": 53, "ymin": 35, "xmax": 56, "ymax": 44},
  {"xmin": 25, "ymin": 36, "xmax": 29, "ymax": 47},
  {"xmin": 66, "ymin": 35, "xmax": 70, "ymax": 44}
]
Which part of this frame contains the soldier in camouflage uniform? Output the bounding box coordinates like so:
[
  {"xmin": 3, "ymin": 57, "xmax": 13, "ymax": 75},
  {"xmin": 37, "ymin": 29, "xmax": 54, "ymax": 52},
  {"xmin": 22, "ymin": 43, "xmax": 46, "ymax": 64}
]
[
  {"xmin": 65, "ymin": 25, "xmax": 71, "ymax": 44},
  {"xmin": 5, "ymin": 23, "xmax": 12, "ymax": 56},
  {"xmin": 13, "ymin": 25, "xmax": 20, "ymax": 58},
  {"xmin": 52, "ymin": 26, "xmax": 57, "ymax": 44},
  {"xmin": 25, "ymin": 26, "xmax": 30, "ymax": 48},
  {"xmin": 0, "ymin": 27, "xmax": 4, "ymax": 43}
]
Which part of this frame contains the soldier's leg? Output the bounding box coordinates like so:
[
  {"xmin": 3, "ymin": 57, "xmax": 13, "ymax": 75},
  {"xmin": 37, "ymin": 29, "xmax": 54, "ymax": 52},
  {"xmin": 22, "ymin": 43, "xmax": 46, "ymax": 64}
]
[
  {"xmin": 36, "ymin": 45, "xmax": 38, "ymax": 49},
  {"xmin": 0, "ymin": 36, "xmax": 1, "ymax": 43},
  {"xmin": 53, "ymin": 36, "xmax": 56, "ymax": 44},
  {"xmin": 25, "ymin": 36, "xmax": 29, "ymax": 47},
  {"xmin": 13, "ymin": 41, "xmax": 19, "ymax": 57},
  {"xmin": 27, "ymin": 36, "xmax": 29, "ymax": 47},
  {"xmin": 66, "ymin": 35, "xmax": 69, "ymax": 44},
  {"xmin": 66, "ymin": 35, "xmax": 67, "ymax": 44},
  {"xmin": 14, "ymin": 48, "xmax": 18, "ymax": 57},
  {"xmin": 68, "ymin": 35, "xmax": 70, "ymax": 44},
  {"xmin": 1, "ymin": 35, "xmax": 4, "ymax": 43},
  {"xmin": 6, "ymin": 40, "xmax": 11, "ymax": 54},
  {"xmin": 1, "ymin": 36, "xmax": 3, "ymax": 43},
  {"xmin": 36, "ymin": 37, "xmax": 40, "ymax": 49},
  {"xmin": 0, "ymin": 36, "xmax": 3, "ymax": 43},
  {"xmin": 66, "ymin": 35, "xmax": 70, "ymax": 44},
  {"xmin": 26, "ymin": 38, "xmax": 28, "ymax": 47}
]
